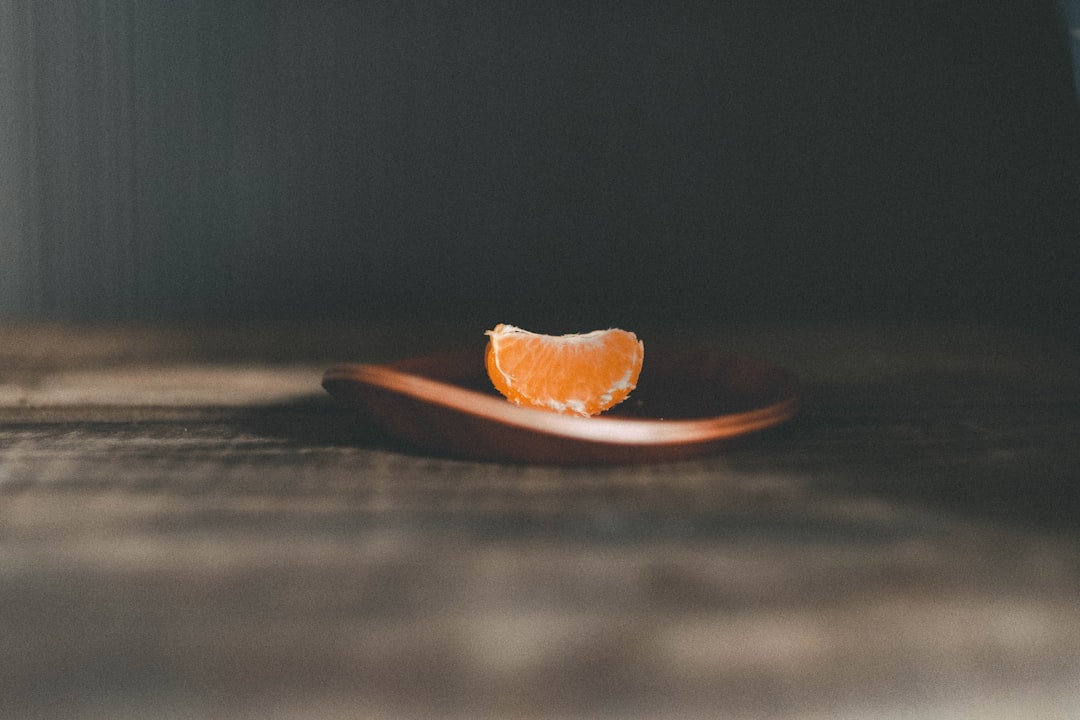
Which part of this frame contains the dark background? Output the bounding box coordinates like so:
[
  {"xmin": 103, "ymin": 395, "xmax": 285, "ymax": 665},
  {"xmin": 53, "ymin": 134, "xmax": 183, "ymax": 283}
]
[{"xmin": 3, "ymin": 1, "xmax": 1078, "ymax": 340}]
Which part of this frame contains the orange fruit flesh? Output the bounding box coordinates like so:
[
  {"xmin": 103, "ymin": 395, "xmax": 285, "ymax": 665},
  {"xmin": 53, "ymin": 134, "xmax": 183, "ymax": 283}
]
[{"xmin": 484, "ymin": 324, "xmax": 644, "ymax": 416}]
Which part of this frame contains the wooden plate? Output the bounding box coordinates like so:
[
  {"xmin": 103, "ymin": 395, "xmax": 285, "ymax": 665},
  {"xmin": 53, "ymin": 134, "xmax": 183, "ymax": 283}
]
[{"xmin": 322, "ymin": 347, "xmax": 800, "ymax": 464}]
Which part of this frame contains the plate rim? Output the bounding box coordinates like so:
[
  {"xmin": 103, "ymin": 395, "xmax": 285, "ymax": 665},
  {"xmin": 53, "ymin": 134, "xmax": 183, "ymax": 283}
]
[{"xmin": 322, "ymin": 349, "xmax": 800, "ymax": 449}]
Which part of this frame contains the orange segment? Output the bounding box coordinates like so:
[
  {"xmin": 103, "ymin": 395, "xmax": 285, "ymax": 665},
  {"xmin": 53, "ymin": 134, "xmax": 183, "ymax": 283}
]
[{"xmin": 484, "ymin": 324, "xmax": 644, "ymax": 416}]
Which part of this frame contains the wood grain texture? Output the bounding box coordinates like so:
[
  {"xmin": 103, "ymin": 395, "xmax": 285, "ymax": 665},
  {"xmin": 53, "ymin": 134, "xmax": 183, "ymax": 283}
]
[{"xmin": 1, "ymin": 324, "xmax": 1079, "ymax": 719}]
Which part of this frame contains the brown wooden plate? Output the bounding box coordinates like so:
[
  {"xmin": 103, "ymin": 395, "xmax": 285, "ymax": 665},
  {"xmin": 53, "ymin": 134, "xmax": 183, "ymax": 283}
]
[{"xmin": 322, "ymin": 347, "xmax": 799, "ymax": 464}]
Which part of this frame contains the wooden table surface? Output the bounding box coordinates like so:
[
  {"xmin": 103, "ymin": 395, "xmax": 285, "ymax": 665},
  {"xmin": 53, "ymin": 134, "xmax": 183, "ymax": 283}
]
[{"xmin": 1, "ymin": 323, "xmax": 1078, "ymax": 720}]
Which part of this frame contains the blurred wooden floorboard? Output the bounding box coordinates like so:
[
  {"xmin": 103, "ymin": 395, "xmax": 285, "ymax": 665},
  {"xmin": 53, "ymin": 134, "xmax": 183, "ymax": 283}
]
[{"xmin": 1, "ymin": 323, "xmax": 1078, "ymax": 719}]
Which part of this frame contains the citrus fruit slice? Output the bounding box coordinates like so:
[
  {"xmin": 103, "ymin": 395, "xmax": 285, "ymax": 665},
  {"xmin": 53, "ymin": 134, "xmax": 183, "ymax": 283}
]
[{"xmin": 484, "ymin": 324, "xmax": 644, "ymax": 416}]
